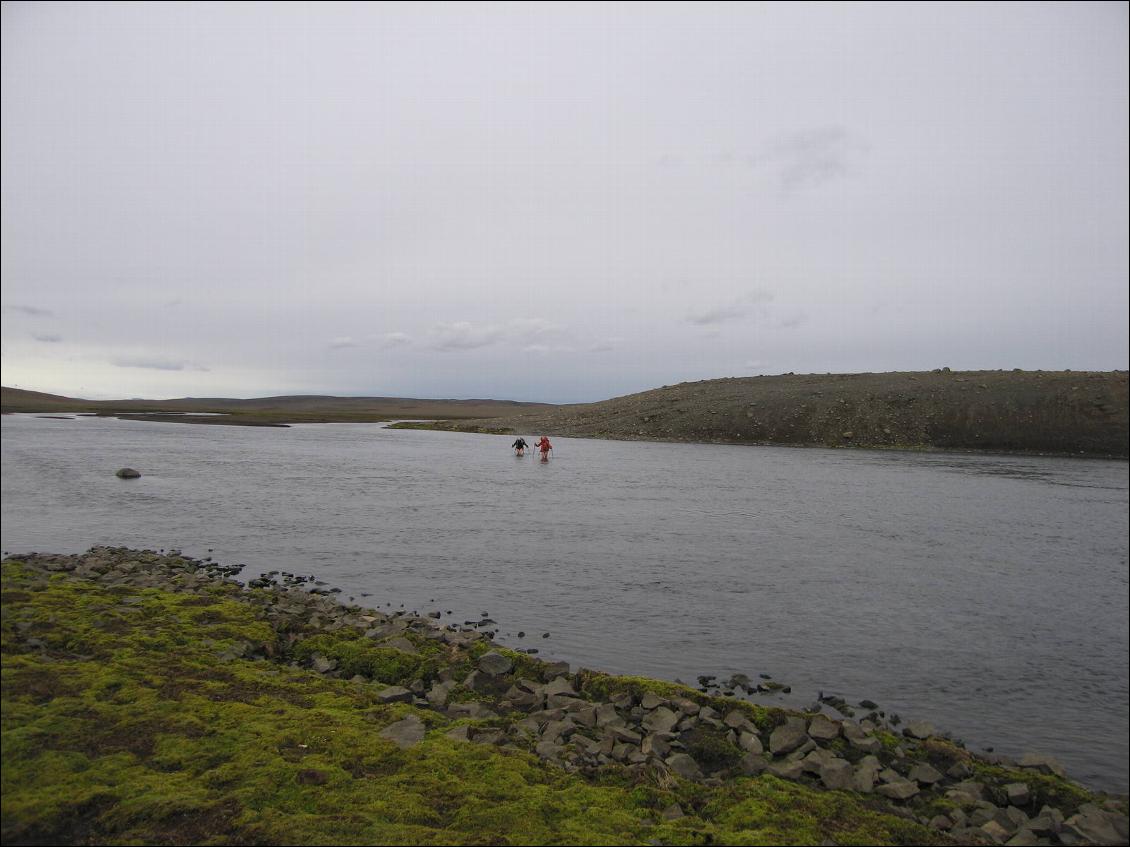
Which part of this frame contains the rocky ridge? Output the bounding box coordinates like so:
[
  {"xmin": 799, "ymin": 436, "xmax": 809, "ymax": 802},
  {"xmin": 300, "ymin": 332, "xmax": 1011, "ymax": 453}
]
[
  {"xmin": 7, "ymin": 547, "xmax": 1129, "ymax": 847},
  {"xmin": 416, "ymin": 370, "xmax": 1129, "ymax": 458}
]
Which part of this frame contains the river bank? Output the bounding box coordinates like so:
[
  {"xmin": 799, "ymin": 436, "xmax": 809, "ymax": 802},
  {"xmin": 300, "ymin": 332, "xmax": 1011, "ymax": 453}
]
[
  {"xmin": 3, "ymin": 548, "xmax": 1126, "ymax": 845},
  {"xmin": 409, "ymin": 370, "xmax": 1130, "ymax": 458}
]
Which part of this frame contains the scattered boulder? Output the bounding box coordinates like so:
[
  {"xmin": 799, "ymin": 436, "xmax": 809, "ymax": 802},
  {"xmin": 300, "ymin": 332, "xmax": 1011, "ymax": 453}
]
[
  {"xmin": 807, "ymin": 713, "xmax": 840, "ymax": 741},
  {"xmin": 478, "ymin": 651, "xmax": 514, "ymax": 677},
  {"xmin": 769, "ymin": 717, "xmax": 808, "ymax": 755},
  {"xmin": 902, "ymin": 720, "xmax": 936, "ymax": 740},
  {"xmin": 666, "ymin": 752, "xmax": 704, "ymax": 781},
  {"xmin": 379, "ymin": 715, "xmax": 426, "ymax": 749},
  {"xmin": 375, "ymin": 685, "xmax": 413, "ymax": 704}
]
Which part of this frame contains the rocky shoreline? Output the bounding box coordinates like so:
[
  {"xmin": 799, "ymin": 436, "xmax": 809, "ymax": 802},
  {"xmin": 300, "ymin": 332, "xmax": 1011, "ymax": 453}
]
[
  {"xmin": 411, "ymin": 370, "xmax": 1130, "ymax": 458},
  {"xmin": 4, "ymin": 547, "xmax": 1128, "ymax": 846}
]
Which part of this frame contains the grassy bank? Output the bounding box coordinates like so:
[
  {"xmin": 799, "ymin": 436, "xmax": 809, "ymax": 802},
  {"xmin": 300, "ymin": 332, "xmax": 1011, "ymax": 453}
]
[
  {"xmin": 417, "ymin": 370, "xmax": 1130, "ymax": 458},
  {"xmin": 3, "ymin": 550, "xmax": 1125, "ymax": 845}
]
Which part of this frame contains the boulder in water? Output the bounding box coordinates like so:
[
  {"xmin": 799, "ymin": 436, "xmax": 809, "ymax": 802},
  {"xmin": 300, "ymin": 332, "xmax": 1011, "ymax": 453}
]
[{"xmin": 115, "ymin": 468, "xmax": 141, "ymax": 479}]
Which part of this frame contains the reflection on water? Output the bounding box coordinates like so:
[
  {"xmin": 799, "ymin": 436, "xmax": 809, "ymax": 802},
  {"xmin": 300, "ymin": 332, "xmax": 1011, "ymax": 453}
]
[{"xmin": 2, "ymin": 413, "xmax": 1127, "ymax": 791}]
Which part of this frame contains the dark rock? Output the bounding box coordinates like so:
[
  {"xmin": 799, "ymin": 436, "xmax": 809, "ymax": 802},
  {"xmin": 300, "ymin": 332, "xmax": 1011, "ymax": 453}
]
[
  {"xmin": 115, "ymin": 468, "xmax": 141, "ymax": 478},
  {"xmin": 876, "ymin": 778, "xmax": 920, "ymax": 801},
  {"xmin": 908, "ymin": 762, "xmax": 944, "ymax": 785},
  {"xmin": 478, "ymin": 651, "xmax": 514, "ymax": 677},
  {"xmin": 1004, "ymin": 782, "xmax": 1030, "ymax": 807},
  {"xmin": 379, "ymin": 715, "xmax": 426, "ymax": 749},
  {"xmin": 665, "ymin": 752, "xmax": 703, "ymax": 781},
  {"xmin": 769, "ymin": 717, "xmax": 808, "ymax": 755},
  {"xmin": 375, "ymin": 685, "xmax": 413, "ymax": 704}
]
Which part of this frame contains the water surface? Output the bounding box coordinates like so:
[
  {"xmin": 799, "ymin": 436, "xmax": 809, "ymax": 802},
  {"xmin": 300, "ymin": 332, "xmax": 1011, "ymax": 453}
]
[{"xmin": 2, "ymin": 413, "xmax": 1127, "ymax": 791}]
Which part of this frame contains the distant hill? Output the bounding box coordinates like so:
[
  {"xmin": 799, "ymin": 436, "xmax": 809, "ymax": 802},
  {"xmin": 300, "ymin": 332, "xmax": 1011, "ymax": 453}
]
[
  {"xmin": 421, "ymin": 370, "xmax": 1129, "ymax": 458},
  {"xmin": 0, "ymin": 387, "xmax": 552, "ymax": 425}
]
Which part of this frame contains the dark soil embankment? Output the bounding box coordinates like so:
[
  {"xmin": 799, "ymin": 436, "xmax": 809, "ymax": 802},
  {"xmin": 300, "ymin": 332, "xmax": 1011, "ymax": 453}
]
[{"xmin": 423, "ymin": 370, "xmax": 1129, "ymax": 457}]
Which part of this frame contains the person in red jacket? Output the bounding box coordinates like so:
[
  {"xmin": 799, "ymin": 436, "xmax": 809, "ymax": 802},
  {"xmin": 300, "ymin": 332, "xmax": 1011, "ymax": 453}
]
[{"xmin": 535, "ymin": 436, "xmax": 552, "ymax": 461}]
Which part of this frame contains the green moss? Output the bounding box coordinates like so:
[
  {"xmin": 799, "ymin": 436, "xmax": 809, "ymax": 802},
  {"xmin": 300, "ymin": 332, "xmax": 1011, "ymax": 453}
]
[
  {"xmin": 681, "ymin": 727, "xmax": 743, "ymax": 773},
  {"xmin": 291, "ymin": 633, "xmax": 437, "ymax": 684},
  {"xmin": 0, "ymin": 558, "xmax": 986, "ymax": 846},
  {"xmin": 971, "ymin": 763, "xmax": 1093, "ymax": 816}
]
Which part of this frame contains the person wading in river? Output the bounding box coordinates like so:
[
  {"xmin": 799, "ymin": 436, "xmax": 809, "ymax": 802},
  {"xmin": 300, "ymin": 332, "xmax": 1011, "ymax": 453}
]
[
  {"xmin": 512, "ymin": 437, "xmax": 528, "ymax": 457},
  {"xmin": 535, "ymin": 435, "xmax": 552, "ymax": 461}
]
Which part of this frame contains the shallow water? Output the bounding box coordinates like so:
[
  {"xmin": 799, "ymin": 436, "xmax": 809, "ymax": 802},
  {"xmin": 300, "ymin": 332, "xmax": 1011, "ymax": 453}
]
[{"xmin": 2, "ymin": 413, "xmax": 1127, "ymax": 791}]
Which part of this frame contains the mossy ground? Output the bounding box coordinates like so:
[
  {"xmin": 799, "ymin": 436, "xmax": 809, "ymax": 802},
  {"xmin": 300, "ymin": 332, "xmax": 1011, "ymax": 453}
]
[{"xmin": 1, "ymin": 560, "xmax": 949, "ymax": 845}]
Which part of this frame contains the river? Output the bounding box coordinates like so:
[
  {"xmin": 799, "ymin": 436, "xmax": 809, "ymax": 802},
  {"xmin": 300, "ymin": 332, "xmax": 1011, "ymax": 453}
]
[{"xmin": 2, "ymin": 413, "xmax": 1127, "ymax": 791}]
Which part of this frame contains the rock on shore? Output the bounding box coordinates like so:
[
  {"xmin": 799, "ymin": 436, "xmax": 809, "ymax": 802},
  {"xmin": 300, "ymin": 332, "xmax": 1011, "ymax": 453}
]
[{"xmin": 4, "ymin": 546, "xmax": 1128, "ymax": 847}]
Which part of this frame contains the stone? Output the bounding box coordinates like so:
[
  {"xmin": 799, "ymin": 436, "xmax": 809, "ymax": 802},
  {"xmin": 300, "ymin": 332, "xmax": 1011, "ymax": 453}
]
[
  {"xmin": 1004, "ymin": 829, "xmax": 1040, "ymax": 846},
  {"xmin": 739, "ymin": 753, "xmax": 769, "ymax": 775},
  {"xmin": 902, "ymin": 720, "xmax": 936, "ymax": 740},
  {"xmin": 852, "ymin": 763, "xmax": 878, "ymax": 793},
  {"xmin": 605, "ymin": 725, "xmax": 642, "ymax": 745},
  {"xmin": 611, "ymin": 742, "xmax": 634, "ymax": 762},
  {"xmin": 382, "ymin": 636, "xmax": 419, "ymax": 655},
  {"xmin": 929, "ymin": 815, "xmax": 954, "ymax": 831},
  {"xmin": 819, "ymin": 758, "xmax": 854, "ymax": 791},
  {"xmin": 542, "ymin": 660, "xmax": 570, "ymax": 678},
  {"xmin": 807, "ymin": 714, "xmax": 840, "ymax": 741},
  {"xmin": 849, "ymin": 735, "xmax": 882, "ymax": 753},
  {"xmin": 546, "ymin": 694, "xmax": 588, "ymax": 711},
  {"xmin": 541, "ymin": 720, "xmax": 575, "ymax": 743},
  {"xmin": 594, "ymin": 703, "xmax": 622, "ymax": 727},
  {"xmin": 379, "ymin": 715, "xmax": 426, "ymax": 749},
  {"xmin": 472, "ymin": 730, "xmax": 504, "ymax": 745},
  {"xmin": 666, "ymin": 753, "xmax": 703, "ymax": 781},
  {"xmin": 723, "ymin": 709, "xmax": 755, "ymax": 732},
  {"xmin": 769, "ymin": 717, "xmax": 809, "ymax": 755},
  {"xmin": 641, "ymin": 733, "xmax": 671, "ymax": 758},
  {"xmin": 980, "ymin": 820, "xmax": 1010, "ymax": 843},
  {"xmin": 1027, "ymin": 807, "xmax": 1063, "ymax": 836},
  {"xmin": 535, "ymin": 740, "xmax": 563, "ymax": 759},
  {"xmin": 661, "ymin": 803, "xmax": 685, "ymax": 821},
  {"xmin": 738, "ymin": 731, "xmax": 763, "ymax": 755},
  {"xmin": 876, "ymin": 779, "xmax": 920, "ymax": 801},
  {"xmin": 478, "ymin": 651, "xmax": 513, "ymax": 677},
  {"xmin": 115, "ymin": 468, "xmax": 141, "ymax": 478},
  {"xmin": 445, "ymin": 725, "xmax": 472, "ymax": 742},
  {"xmin": 1005, "ymin": 782, "xmax": 1030, "ymax": 807},
  {"xmin": 908, "ymin": 762, "xmax": 944, "ymax": 785},
  {"xmin": 642, "ymin": 707, "xmax": 680, "ymax": 734},
  {"xmin": 446, "ymin": 702, "xmax": 498, "ymax": 720},
  {"xmin": 766, "ymin": 760, "xmax": 804, "ymax": 780},
  {"xmin": 1064, "ymin": 806, "xmax": 1125, "ymax": 845},
  {"xmin": 463, "ymin": 670, "xmax": 495, "ymax": 693},
  {"xmin": 1017, "ymin": 753, "xmax": 1066, "ymax": 778},
  {"xmin": 640, "ymin": 692, "xmax": 666, "ymax": 710},
  {"xmin": 544, "ymin": 676, "xmax": 577, "ymax": 697},
  {"xmin": 374, "ymin": 685, "xmax": 413, "ymax": 704},
  {"xmin": 309, "ymin": 653, "xmax": 337, "ymax": 673}
]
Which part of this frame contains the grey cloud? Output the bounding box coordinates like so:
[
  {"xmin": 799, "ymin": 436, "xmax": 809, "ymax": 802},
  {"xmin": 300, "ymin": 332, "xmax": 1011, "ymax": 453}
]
[
  {"xmin": 428, "ymin": 322, "xmax": 503, "ymax": 352},
  {"xmin": 764, "ymin": 127, "xmax": 868, "ymax": 193},
  {"xmin": 328, "ymin": 337, "xmax": 359, "ymax": 350},
  {"xmin": 507, "ymin": 318, "xmax": 564, "ymax": 344},
  {"xmin": 686, "ymin": 290, "xmax": 775, "ymax": 326},
  {"xmin": 33, "ymin": 333, "xmax": 63, "ymax": 343},
  {"xmin": 378, "ymin": 332, "xmax": 412, "ymax": 348},
  {"xmin": 3, "ymin": 304, "xmax": 54, "ymax": 317},
  {"xmin": 112, "ymin": 357, "xmax": 208, "ymax": 372}
]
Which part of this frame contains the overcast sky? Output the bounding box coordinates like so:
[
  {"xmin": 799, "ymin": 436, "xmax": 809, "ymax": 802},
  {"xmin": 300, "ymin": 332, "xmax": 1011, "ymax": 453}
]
[{"xmin": 2, "ymin": 2, "xmax": 1127, "ymax": 402}]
